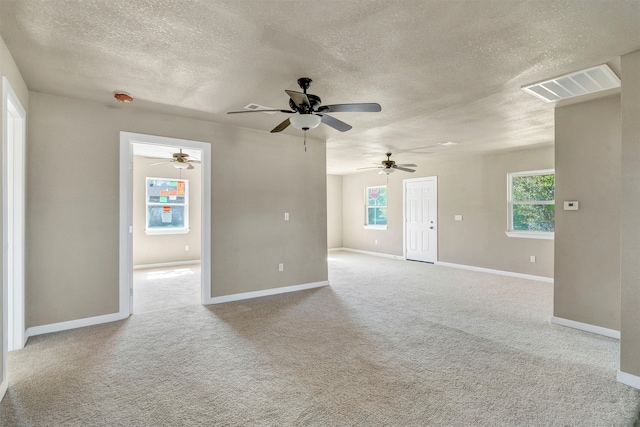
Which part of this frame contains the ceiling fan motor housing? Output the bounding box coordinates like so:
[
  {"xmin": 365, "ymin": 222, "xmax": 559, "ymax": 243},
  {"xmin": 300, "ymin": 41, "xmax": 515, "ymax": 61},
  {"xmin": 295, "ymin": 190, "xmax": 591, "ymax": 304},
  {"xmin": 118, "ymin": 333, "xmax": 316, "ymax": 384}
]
[{"xmin": 289, "ymin": 94, "xmax": 321, "ymax": 113}]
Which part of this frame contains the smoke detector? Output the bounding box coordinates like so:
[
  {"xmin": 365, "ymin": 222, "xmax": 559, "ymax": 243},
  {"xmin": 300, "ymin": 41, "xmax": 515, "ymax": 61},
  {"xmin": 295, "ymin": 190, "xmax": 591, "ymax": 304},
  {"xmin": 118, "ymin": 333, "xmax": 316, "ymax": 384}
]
[{"xmin": 114, "ymin": 92, "xmax": 133, "ymax": 103}]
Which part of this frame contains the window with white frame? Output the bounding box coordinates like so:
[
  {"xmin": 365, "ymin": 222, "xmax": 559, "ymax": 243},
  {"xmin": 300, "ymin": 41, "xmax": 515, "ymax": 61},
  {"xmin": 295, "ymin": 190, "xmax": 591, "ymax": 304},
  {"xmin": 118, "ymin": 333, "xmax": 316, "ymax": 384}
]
[
  {"xmin": 145, "ymin": 177, "xmax": 189, "ymax": 235},
  {"xmin": 365, "ymin": 185, "xmax": 387, "ymax": 229},
  {"xmin": 507, "ymin": 169, "xmax": 555, "ymax": 238}
]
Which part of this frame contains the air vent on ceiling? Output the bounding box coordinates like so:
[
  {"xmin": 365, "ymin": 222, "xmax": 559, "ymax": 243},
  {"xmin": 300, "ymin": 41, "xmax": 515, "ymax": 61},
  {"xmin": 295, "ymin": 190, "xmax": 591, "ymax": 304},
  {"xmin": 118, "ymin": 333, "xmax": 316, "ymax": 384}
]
[
  {"xmin": 244, "ymin": 103, "xmax": 277, "ymax": 114},
  {"xmin": 521, "ymin": 64, "xmax": 620, "ymax": 103}
]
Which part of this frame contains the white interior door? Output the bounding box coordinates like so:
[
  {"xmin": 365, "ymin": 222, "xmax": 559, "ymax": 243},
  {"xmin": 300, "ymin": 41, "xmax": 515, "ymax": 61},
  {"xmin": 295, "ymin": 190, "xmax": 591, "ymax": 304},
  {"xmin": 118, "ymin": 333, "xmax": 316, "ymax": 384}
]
[{"xmin": 404, "ymin": 177, "xmax": 437, "ymax": 263}]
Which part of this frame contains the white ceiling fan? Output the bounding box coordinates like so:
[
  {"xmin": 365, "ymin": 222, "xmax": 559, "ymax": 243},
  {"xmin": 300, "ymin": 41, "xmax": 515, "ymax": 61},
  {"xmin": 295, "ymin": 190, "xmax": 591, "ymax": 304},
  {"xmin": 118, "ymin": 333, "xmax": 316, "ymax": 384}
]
[{"xmin": 357, "ymin": 153, "xmax": 417, "ymax": 175}]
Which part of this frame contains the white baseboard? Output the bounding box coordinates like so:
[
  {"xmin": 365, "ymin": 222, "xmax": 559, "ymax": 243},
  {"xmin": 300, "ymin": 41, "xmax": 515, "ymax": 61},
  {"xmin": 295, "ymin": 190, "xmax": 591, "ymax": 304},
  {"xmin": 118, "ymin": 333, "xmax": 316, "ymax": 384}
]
[
  {"xmin": 206, "ymin": 281, "xmax": 329, "ymax": 304},
  {"xmin": 0, "ymin": 379, "xmax": 7, "ymax": 402},
  {"xmin": 617, "ymin": 370, "xmax": 640, "ymax": 390},
  {"xmin": 133, "ymin": 260, "xmax": 201, "ymax": 270},
  {"xmin": 551, "ymin": 316, "xmax": 620, "ymax": 339},
  {"xmin": 333, "ymin": 248, "xmax": 554, "ymax": 282},
  {"xmin": 25, "ymin": 311, "xmax": 129, "ymax": 339},
  {"xmin": 436, "ymin": 261, "xmax": 554, "ymax": 283},
  {"xmin": 333, "ymin": 248, "xmax": 405, "ymax": 260}
]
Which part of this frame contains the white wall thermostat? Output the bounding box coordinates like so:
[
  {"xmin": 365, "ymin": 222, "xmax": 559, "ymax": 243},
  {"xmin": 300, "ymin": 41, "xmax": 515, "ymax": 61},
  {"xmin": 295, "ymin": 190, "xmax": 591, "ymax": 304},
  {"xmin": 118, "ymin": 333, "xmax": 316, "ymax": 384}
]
[{"xmin": 563, "ymin": 201, "xmax": 579, "ymax": 211}]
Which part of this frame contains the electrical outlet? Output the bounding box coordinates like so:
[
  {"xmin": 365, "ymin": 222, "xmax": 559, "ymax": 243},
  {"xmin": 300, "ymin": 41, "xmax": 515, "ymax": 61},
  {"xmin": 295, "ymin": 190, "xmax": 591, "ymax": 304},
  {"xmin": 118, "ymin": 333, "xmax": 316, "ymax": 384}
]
[
  {"xmin": 185, "ymin": 245, "xmax": 189, "ymax": 251},
  {"xmin": 375, "ymin": 239, "xmax": 378, "ymax": 244},
  {"xmin": 455, "ymin": 215, "xmax": 463, "ymax": 221},
  {"xmin": 278, "ymin": 263, "xmax": 284, "ymax": 272},
  {"xmin": 530, "ymin": 256, "xmax": 536, "ymax": 263},
  {"xmin": 284, "ymin": 212, "xmax": 289, "ymax": 221}
]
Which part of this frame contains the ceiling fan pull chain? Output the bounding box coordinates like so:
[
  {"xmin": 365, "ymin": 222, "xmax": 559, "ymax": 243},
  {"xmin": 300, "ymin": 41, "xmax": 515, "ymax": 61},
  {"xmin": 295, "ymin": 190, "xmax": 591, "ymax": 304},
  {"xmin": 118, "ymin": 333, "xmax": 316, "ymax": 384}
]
[{"xmin": 304, "ymin": 132, "xmax": 307, "ymax": 152}]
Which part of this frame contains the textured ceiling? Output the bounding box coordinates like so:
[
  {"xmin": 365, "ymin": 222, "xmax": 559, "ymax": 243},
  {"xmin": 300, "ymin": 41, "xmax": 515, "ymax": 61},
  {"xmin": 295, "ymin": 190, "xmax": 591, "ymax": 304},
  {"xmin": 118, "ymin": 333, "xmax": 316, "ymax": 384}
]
[{"xmin": 1, "ymin": 0, "xmax": 639, "ymax": 174}]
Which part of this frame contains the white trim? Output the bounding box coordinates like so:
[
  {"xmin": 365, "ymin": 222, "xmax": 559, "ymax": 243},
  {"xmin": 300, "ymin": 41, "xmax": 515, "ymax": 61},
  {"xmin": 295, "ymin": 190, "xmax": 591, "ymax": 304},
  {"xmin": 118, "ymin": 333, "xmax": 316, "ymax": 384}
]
[
  {"xmin": 505, "ymin": 231, "xmax": 554, "ymax": 240},
  {"xmin": 403, "ymin": 176, "xmax": 438, "ymax": 263},
  {"xmin": 120, "ymin": 132, "xmax": 212, "ymax": 315},
  {"xmin": 436, "ymin": 261, "xmax": 554, "ymax": 283},
  {"xmin": 144, "ymin": 228, "xmax": 190, "ymax": 235},
  {"xmin": 550, "ymin": 316, "xmax": 620, "ymax": 339},
  {"xmin": 206, "ymin": 281, "xmax": 329, "ymax": 304},
  {"xmin": 363, "ymin": 225, "xmax": 387, "ymax": 230},
  {"xmin": 133, "ymin": 260, "xmax": 201, "ymax": 270},
  {"xmin": 1, "ymin": 76, "xmax": 27, "ymax": 376},
  {"xmin": 338, "ymin": 248, "xmax": 405, "ymax": 260},
  {"xmin": 25, "ymin": 311, "xmax": 128, "ymax": 338},
  {"xmin": 617, "ymin": 371, "xmax": 640, "ymax": 390},
  {"xmin": 0, "ymin": 379, "xmax": 7, "ymax": 402}
]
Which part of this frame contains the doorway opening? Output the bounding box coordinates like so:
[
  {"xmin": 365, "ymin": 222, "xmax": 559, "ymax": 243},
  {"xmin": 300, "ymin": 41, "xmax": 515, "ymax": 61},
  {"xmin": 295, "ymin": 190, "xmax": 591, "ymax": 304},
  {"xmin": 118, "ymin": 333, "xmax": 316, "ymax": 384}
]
[
  {"xmin": 119, "ymin": 132, "xmax": 212, "ymax": 316},
  {"xmin": 132, "ymin": 143, "xmax": 202, "ymax": 313},
  {"xmin": 2, "ymin": 77, "xmax": 26, "ymax": 353}
]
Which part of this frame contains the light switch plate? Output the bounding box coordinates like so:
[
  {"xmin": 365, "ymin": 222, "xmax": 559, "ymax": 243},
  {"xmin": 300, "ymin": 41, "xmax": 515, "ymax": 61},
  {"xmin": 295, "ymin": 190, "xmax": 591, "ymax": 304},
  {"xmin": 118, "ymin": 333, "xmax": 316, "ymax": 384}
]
[{"xmin": 563, "ymin": 201, "xmax": 579, "ymax": 211}]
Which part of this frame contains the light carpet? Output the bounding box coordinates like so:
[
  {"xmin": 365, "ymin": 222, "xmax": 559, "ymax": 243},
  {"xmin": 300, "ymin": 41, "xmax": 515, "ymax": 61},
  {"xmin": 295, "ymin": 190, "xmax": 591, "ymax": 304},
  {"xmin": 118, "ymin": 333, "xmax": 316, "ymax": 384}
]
[
  {"xmin": 133, "ymin": 264, "xmax": 201, "ymax": 314},
  {"xmin": 1, "ymin": 251, "xmax": 639, "ymax": 426}
]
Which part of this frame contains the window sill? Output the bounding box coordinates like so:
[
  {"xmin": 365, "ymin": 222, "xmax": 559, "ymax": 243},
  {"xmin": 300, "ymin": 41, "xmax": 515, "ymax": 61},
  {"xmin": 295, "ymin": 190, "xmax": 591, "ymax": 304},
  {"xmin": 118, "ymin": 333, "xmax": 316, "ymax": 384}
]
[
  {"xmin": 145, "ymin": 228, "xmax": 190, "ymax": 236},
  {"xmin": 363, "ymin": 225, "xmax": 388, "ymax": 230},
  {"xmin": 505, "ymin": 231, "xmax": 554, "ymax": 240}
]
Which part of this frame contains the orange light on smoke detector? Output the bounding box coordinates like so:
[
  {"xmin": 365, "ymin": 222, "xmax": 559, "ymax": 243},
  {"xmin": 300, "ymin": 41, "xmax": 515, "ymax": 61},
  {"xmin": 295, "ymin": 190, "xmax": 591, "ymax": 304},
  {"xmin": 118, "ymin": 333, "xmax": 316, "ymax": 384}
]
[{"xmin": 114, "ymin": 92, "xmax": 133, "ymax": 103}]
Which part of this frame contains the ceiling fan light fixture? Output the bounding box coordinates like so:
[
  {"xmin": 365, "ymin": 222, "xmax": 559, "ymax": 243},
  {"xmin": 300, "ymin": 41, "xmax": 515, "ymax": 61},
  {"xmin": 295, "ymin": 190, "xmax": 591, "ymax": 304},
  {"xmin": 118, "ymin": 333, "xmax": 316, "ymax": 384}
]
[
  {"xmin": 173, "ymin": 162, "xmax": 189, "ymax": 169},
  {"xmin": 379, "ymin": 168, "xmax": 394, "ymax": 175},
  {"xmin": 290, "ymin": 114, "xmax": 321, "ymax": 131}
]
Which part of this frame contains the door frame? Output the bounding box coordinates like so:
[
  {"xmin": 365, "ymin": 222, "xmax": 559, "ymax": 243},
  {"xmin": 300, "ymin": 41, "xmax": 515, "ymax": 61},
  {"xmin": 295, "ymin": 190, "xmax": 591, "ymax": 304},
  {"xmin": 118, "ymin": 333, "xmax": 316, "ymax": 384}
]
[
  {"xmin": 2, "ymin": 77, "xmax": 27, "ymax": 356},
  {"xmin": 403, "ymin": 176, "xmax": 438, "ymax": 262},
  {"xmin": 119, "ymin": 132, "xmax": 212, "ymax": 315}
]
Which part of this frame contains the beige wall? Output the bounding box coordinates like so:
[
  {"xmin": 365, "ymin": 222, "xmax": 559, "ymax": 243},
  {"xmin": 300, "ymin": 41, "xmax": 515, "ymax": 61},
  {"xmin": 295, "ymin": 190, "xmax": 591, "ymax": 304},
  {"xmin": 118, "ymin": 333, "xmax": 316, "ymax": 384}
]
[
  {"xmin": 26, "ymin": 92, "xmax": 328, "ymax": 327},
  {"xmin": 554, "ymin": 95, "xmax": 621, "ymax": 330},
  {"xmin": 326, "ymin": 174, "xmax": 343, "ymax": 249},
  {"xmin": 133, "ymin": 156, "xmax": 201, "ymax": 266},
  {"xmin": 0, "ymin": 33, "xmax": 29, "ymax": 391},
  {"xmin": 620, "ymin": 50, "xmax": 640, "ymax": 377},
  {"xmin": 342, "ymin": 146, "xmax": 554, "ymax": 277}
]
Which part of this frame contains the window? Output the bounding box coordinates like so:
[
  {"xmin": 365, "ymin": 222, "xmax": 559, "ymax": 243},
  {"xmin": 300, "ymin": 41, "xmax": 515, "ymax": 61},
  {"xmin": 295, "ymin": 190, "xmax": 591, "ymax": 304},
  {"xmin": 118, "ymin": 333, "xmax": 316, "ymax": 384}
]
[
  {"xmin": 145, "ymin": 177, "xmax": 189, "ymax": 235},
  {"xmin": 507, "ymin": 169, "xmax": 554, "ymax": 239},
  {"xmin": 365, "ymin": 185, "xmax": 387, "ymax": 229}
]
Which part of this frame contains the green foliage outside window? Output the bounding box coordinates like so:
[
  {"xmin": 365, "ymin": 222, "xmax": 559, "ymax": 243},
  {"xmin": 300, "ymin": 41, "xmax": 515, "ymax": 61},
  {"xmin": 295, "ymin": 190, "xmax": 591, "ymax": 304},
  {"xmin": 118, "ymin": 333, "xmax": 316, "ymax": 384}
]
[
  {"xmin": 366, "ymin": 186, "xmax": 387, "ymax": 226},
  {"xmin": 511, "ymin": 173, "xmax": 555, "ymax": 232}
]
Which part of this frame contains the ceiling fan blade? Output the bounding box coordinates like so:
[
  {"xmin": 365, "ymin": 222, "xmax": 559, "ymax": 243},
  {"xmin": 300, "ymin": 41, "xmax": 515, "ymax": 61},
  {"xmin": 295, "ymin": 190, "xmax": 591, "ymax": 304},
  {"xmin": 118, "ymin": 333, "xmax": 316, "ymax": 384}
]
[
  {"xmin": 271, "ymin": 118, "xmax": 291, "ymax": 133},
  {"xmin": 320, "ymin": 114, "xmax": 352, "ymax": 132},
  {"xmin": 187, "ymin": 163, "xmax": 195, "ymax": 170},
  {"xmin": 227, "ymin": 109, "xmax": 294, "ymax": 114},
  {"xmin": 285, "ymin": 90, "xmax": 310, "ymax": 108},
  {"xmin": 393, "ymin": 166, "xmax": 416, "ymax": 172},
  {"xmin": 395, "ymin": 163, "xmax": 417, "ymax": 167},
  {"xmin": 188, "ymin": 159, "xmax": 201, "ymax": 164},
  {"xmin": 149, "ymin": 160, "xmax": 172, "ymax": 166},
  {"xmin": 143, "ymin": 156, "xmax": 171, "ymax": 160},
  {"xmin": 356, "ymin": 166, "xmax": 383, "ymax": 170},
  {"xmin": 318, "ymin": 103, "xmax": 381, "ymax": 113}
]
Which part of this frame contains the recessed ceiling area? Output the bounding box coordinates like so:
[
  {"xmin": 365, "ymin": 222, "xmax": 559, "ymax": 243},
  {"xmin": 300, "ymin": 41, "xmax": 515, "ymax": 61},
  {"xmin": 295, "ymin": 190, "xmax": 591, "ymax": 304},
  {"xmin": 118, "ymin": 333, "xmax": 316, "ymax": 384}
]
[{"xmin": 1, "ymin": 0, "xmax": 639, "ymax": 174}]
